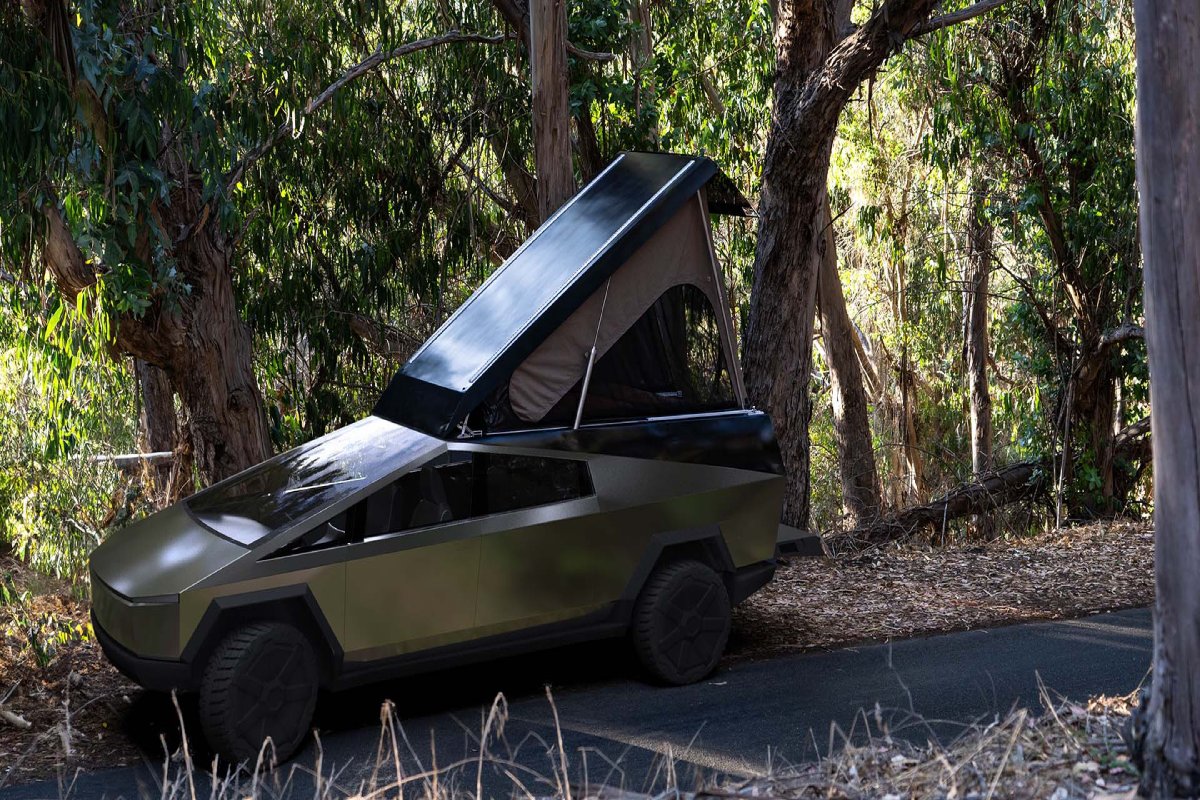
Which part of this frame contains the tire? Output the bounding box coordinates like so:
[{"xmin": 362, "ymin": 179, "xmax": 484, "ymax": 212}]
[
  {"xmin": 198, "ymin": 622, "xmax": 319, "ymax": 767},
  {"xmin": 631, "ymin": 559, "xmax": 731, "ymax": 685}
]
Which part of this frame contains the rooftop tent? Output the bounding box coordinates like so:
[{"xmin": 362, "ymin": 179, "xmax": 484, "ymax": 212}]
[{"xmin": 373, "ymin": 152, "xmax": 752, "ymax": 438}]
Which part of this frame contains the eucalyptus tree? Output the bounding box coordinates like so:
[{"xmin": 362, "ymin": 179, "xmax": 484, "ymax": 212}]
[
  {"xmin": 816, "ymin": 205, "xmax": 882, "ymax": 527},
  {"xmin": 963, "ymin": 176, "xmax": 995, "ymax": 537},
  {"xmin": 742, "ymin": 0, "xmax": 1010, "ymax": 527},
  {"xmin": 916, "ymin": 0, "xmax": 1143, "ymax": 516},
  {"xmin": 1130, "ymin": 0, "xmax": 1200, "ymax": 792},
  {"xmin": 2, "ymin": 0, "xmax": 529, "ymax": 485}
]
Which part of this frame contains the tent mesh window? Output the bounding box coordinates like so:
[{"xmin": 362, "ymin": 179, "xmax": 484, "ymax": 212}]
[{"xmin": 482, "ymin": 284, "xmax": 737, "ymax": 430}]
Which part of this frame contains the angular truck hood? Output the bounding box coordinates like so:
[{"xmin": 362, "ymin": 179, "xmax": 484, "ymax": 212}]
[{"xmin": 90, "ymin": 505, "xmax": 246, "ymax": 599}]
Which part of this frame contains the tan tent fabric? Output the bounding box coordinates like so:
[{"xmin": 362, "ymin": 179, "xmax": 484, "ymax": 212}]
[{"xmin": 509, "ymin": 193, "xmax": 724, "ymax": 423}]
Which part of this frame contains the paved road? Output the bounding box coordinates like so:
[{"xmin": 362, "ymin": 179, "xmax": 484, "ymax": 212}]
[{"xmin": 1, "ymin": 607, "xmax": 1152, "ymax": 800}]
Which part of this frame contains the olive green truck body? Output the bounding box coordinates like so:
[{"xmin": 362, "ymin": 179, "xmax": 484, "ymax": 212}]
[
  {"xmin": 89, "ymin": 152, "xmax": 787, "ymax": 763},
  {"xmin": 91, "ymin": 412, "xmax": 783, "ymax": 692}
]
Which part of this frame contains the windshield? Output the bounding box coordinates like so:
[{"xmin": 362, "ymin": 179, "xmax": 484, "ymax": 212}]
[{"xmin": 187, "ymin": 416, "xmax": 440, "ymax": 545}]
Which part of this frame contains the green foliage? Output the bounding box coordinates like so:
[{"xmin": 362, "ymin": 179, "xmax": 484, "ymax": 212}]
[
  {"xmin": 823, "ymin": 0, "xmax": 1144, "ymax": 525},
  {"xmin": 0, "ymin": 586, "xmax": 92, "ymax": 670},
  {"xmin": 0, "ymin": 0, "xmax": 1149, "ymax": 562},
  {"xmin": 0, "ymin": 281, "xmax": 141, "ymax": 580}
]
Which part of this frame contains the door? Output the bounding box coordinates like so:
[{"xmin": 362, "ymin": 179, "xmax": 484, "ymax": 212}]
[{"xmin": 341, "ymin": 452, "xmax": 482, "ymax": 662}]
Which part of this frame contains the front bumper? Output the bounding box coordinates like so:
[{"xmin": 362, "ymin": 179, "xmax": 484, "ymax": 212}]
[{"xmin": 92, "ymin": 611, "xmax": 198, "ymax": 692}]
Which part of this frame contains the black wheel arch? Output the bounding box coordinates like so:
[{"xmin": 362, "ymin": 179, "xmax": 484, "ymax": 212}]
[
  {"xmin": 182, "ymin": 586, "xmax": 342, "ymax": 689},
  {"xmin": 618, "ymin": 526, "xmax": 737, "ymax": 612}
]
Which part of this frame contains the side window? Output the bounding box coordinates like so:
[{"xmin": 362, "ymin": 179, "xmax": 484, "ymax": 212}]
[
  {"xmin": 267, "ymin": 502, "xmax": 365, "ymax": 558},
  {"xmin": 362, "ymin": 452, "xmax": 593, "ymax": 538},
  {"xmin": 476, "ymin": 454, "xmax": 594, "ymax": 515},
  {"xmin": 268, "ymin": 452, "xmax": 592, "ymax": 557}
]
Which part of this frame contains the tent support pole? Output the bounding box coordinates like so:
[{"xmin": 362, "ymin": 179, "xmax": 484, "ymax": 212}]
[
  {"xmin": 698, "ymin": 191, "xmax": 748, "ymax": 408},
  {"xmin": 574, "ymin": 278, "xmax": 613, "ymax": 430},
  {"xmin": 573, "ymin": 347, "xmax": 597, "ymax": 430}
]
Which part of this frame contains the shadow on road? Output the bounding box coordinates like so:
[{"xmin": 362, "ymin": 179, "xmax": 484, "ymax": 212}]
[{"xmin": 121, "ymin": 636, "xmax": 641, "ymax": 769}]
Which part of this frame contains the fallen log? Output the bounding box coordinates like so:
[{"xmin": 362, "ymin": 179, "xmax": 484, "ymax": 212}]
[
  {"xmin": 834, "ymin": 417, "xmax": 1154, "ymax": 548},
  {"xmin": 839, "ymin": 460, "xmax": 1050, "ymax": 546}
]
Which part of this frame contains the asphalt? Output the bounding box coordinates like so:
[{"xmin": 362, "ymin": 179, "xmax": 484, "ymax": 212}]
[{"xmin": 0, "ymin": 607, "xmax": 1152, "ymax": 800}]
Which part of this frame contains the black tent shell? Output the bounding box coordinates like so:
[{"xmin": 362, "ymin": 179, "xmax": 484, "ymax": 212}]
[{"xmin": 373, "ymin": 151, "xmax": 751, "ymax": 439}]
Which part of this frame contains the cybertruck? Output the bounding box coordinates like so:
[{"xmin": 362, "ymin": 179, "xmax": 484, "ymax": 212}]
[{"xmin": 90, "ymin": 152, "xmax": 786, "ymax": 765}]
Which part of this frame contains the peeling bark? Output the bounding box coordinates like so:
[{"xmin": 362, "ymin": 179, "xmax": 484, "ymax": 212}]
[
  {"xmin": 1129, "ymin": 0, "xmax": 1200, "ymax": 793},
  {"xmin": 530, "ymin": 0, "xmax": 575, "ymax": 219}
]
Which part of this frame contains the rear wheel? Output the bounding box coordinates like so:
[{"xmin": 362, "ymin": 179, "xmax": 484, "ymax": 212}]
[
  {"xmin": 631, "ymin": 559, "xmax": 731, "ymax": 685},
  {"xmin": 198, "ymin": 622, "xmax": 319, "ymax": 767}
]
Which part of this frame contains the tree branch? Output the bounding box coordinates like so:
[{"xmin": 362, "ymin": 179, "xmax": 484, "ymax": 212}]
[
  {"xmin": 489, "ymin": 0, "xmax": 616, "ymax": 61},
  {"xmin": 1099, "ymin": 322, "xmax": 1146, "ymax": 350},
  {"xmin": 910, "ymin": 0, "xmax": 1013, "ymax": 37},
  {"xmin": 567, "ymin": 42, "xmax": 619, "ymax": 62},
  {"xmin": 42, "ymin": 202, "xmax": 95, "ymax": 301},
  {"xmin": 225, "ymin": 30, "xmax": 512, "ymax": 193},
  {"xmin": 797, "ymin": 0, "xmax": 942, "ymax": 134},
  {"xmin": 800, "ymin": 0, "xmax": 1013, "ymax": 135}
]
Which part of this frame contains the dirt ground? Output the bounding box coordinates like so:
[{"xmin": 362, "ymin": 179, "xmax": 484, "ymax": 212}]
[
  {"xmin": 731, "ymin": 519, "xmax": 1154, "ymax": 659},
  {"xmin": 0, "ymin": 520, "xmax": 1154, "ymax": 787},
  {"xmin": 0, "ymin": 556, "xmax": 141, "ymax": 787}
]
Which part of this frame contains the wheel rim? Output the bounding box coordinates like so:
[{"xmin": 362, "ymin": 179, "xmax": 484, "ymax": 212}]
[
  {"xmin": 657, "ymin": 574, "xmax": 727, "ymax": 676},
  {"xmin": 233, "ymin": 637, "xmax": 315, "ymax": 754}
]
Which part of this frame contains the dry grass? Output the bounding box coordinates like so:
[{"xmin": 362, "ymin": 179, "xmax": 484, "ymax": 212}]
[
  {"xmin": 717, "ymin": 690, "xmax": 1140, "ymax": 800},
  {"xmin": 731, "ymin": 519, "xmax": 1153, "ymax": 659},
  {"xmin": 4, "ymin": 688, "xmax": 1141, "ymax": 800}
]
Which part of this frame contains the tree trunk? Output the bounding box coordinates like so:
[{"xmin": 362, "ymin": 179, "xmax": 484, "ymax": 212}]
[
  {"xmin": 158, "ymin": 221, "xmax": 273, "ymax": 484},
  {"xmin": 816, "ymin": 203, "xmax": 882, "ymax": 527},
  {"xmin": 134, "ymin": 359, "xmax": 192, "ymax": 506},
  {"xmin": 43, "ymin": 190, "xmax": 272, "ymax": 487},
  {"xmin": 742, "ymin": 0, "xmax": 941, "ymax": 528},
  {"xmin": 1070, "ymin": 348, "xmax": 1118, "ymax": 514},
  {"xmin": 485, "ymin": 127, "xmax": 541, "ymax": 232},
  {"xmin": 627, "ymin": 0, "xmax": 657, "ymax": 142},
  {"xmin": 964, "ymin": 176, "xmax": 995, "ymax": 538},
  {"xmin": 530, "ymin": 0, "xmax": 575, "ymax": 220},
  {"xmin": 1130, "ymin": 0, "xmax": 1200, "ymax": 794},
  {"xmin": 743, "ymin": 162, "xmax": 829, "ymax": 529},
  {"xmin": 573, "ymin": 95, "xmax": 606, "ymax": 184},
  {"xmin": 742, "ymin": 3, "xmax": 841, "ymax": 529},
  {"xmin": 899, "ymin": 344, "xmax": 925, "ymax": 502}
]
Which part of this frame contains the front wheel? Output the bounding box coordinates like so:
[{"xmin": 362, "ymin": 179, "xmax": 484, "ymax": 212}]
[
  {"xmin": 198, "ymin": 622, "xmax": 319, "ymax": 767},
  {"xmin": 631, "ymin": 560, "xmax": 731, "ymax": 685}
]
